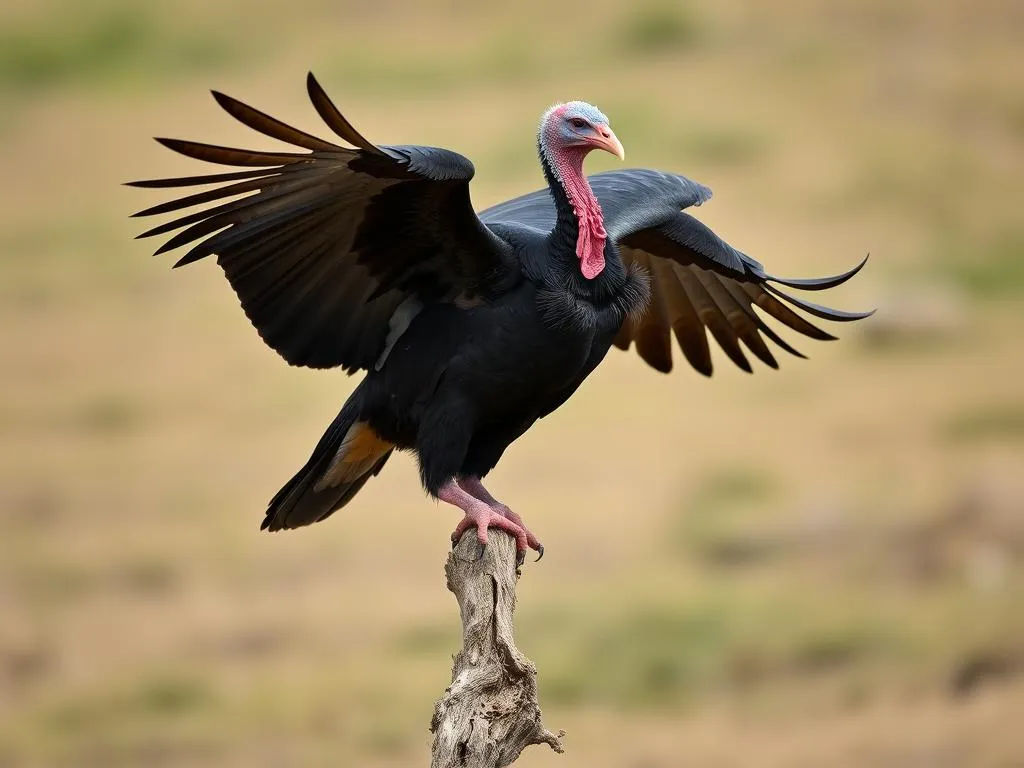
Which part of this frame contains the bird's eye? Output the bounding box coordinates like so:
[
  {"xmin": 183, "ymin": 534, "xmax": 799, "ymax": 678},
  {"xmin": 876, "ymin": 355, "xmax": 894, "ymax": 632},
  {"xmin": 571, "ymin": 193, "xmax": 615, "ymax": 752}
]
[{"xmin": 568, "ymin": 117, "xmax": 588, "ymax": 129}]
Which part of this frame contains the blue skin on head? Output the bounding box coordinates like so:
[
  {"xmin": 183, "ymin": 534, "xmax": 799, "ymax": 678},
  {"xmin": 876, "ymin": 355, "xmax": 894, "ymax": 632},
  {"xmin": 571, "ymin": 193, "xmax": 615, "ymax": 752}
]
[
  {"xmin": 540, "ymin": 101, "xmax": 613, "ymax": 154},
  {"xmin": 556, "ymin": 102, "xmax": 611, "ymax": 145}
]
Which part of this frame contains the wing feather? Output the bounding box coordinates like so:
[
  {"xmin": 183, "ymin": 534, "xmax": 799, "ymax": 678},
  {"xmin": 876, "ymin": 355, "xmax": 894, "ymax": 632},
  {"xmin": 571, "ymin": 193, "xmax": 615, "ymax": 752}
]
[
  {"xmin": 680, "ymin": 267, "xmax": 752, "ymax": 373},
  {"xmin": 211, "ymin": 89, "xmax": 342, "ymax": 152},
  {"xmin": 718, "ymin": 278, "xmax": 806, "ymax": 359},
  {"xmin": 702, "ymin": 272, "xmax": 778, "ymax": 369},
  {"xmin": 763, "ymin": 283, "xmax": 875, "ymax": 322},
  {"xmin": 759, "ymin": 253, "xmax": 869, "ymax": 292},
  {"xmin": 132, "ymin": 176, "xmax": 277, "ymax": 218},
  {"xmin": 154, "ymin": 137, "xmax": 310, "ymax": 167},
  {"xmin": 631, "ymin": 251, "xmax": 673, "ymax": 373},
  {"xmin": 638, "ymin": 255, "xmax": 713, "ymax": 375},
  {"xmin": 130, "ymin": 74, "xmax": 513, "ymax": 371},
  {"xmin": 125, "ymin": 168, "xmax": 278, "ymax": 190},
  {"xmin": 583, "ymin": 169, "xmax": 872, "ymax": 375},
  {"xmin": 665, "ymin": 264, "xmax": 714, "ymax": 376},
  {"xmin": 741, "ymin": 285, "xmax": 837, "ymax": 341},
  {"xmin": 305, "ymin": 72, "xmax": 385, "ymax": 155}
]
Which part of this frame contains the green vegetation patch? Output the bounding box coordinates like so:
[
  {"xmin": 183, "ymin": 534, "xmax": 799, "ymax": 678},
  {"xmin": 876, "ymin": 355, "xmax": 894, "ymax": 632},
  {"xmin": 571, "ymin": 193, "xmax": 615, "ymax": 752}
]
[
  {"xmin": 690, "ymin": 467, "xmax": 777, "ymax": 510},
  {"xmin": 617, "ymin": 3, "xmax": 707, "ymax": 54},
  {"xmin": 940, "ymin": 402, "xmax": 1024, "ymax": 444},
  {"xmin": 670, "ymin": 466, "xmax": 779, "ymax": 563},
  {"xmin": 533, "ymin": 595, "xmax": 899, "ymax": 711},
  {"xmin": 676, "ymin": 126, "xmax": 771, "ymax": 166},
  {"xmin": 45, "ymin": 673, "xmax": 215, "ymax": 734},
  {"xmin": 0, "ymin": 6, "xmax": 240, "ymax": 94},
  {"xmin": 940, "ymin": 228, "xmax": 1024, "ymax": 299},
  {"xmin": 74, "ymin": 394, "xmax": 142, "ymax": 435}
]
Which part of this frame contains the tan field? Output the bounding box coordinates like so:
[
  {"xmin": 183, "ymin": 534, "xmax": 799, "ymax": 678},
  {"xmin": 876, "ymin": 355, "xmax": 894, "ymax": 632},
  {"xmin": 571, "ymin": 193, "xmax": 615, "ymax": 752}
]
[{"xmin": 1, "ymin": 0, "xmax": 1022, "ymax": 765}]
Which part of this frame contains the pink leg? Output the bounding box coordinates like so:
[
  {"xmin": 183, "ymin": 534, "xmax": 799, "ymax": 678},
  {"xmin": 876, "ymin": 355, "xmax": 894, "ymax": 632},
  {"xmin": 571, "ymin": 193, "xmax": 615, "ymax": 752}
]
[
  {"xmin": 437, "ymin": 479, "xmax": 537, "ymax": 561},
  {"xmin": 457, "ymin": 476, "xmax": 544, "ymax": 560}
]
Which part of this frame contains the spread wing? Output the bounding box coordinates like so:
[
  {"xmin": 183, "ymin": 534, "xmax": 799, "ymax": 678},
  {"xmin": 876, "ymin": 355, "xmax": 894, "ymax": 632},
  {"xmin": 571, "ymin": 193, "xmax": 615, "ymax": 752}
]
[
  {"xmin": 129, "ymin": 73, "xmax": 513, "ymax": 372},
  {"xmin": 483, "ymin": 168, "xmax": 872, "ymax": 376},
  {"xmin": 615, "ymin": 216, "xmax": 870, "ymax": 375}
]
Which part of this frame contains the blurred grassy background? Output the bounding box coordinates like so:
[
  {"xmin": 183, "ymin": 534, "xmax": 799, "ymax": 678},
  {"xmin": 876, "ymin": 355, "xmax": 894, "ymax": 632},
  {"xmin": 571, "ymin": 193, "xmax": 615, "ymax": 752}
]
[{"xmin": 1, "ymin": 0, "xmax": 1022, "ymax": 765}]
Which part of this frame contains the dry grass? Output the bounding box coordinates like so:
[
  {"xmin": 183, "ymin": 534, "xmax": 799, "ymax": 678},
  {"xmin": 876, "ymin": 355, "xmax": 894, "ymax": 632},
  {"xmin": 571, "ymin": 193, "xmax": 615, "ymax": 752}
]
[{"xmin": 1, "ymin": 0, "xmax": 1022, "ymax": 765}]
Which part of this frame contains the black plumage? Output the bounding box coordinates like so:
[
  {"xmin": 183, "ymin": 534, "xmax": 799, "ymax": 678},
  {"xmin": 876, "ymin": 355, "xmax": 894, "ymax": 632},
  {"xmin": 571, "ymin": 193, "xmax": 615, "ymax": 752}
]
[{"xmin": 130, "ymin": 74, "xmax": 870, "ymax": 545}]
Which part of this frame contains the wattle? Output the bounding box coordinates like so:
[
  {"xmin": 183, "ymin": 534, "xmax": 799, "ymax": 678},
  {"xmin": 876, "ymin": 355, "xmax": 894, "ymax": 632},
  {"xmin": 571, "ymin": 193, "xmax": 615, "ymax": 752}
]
[
  {"xmin": 549, "ymin": 143, "xmax": 608, "ymax": 280},
  {"xmin": 575, "ymin": 207, "xmax": 607, "ymax": 280}
]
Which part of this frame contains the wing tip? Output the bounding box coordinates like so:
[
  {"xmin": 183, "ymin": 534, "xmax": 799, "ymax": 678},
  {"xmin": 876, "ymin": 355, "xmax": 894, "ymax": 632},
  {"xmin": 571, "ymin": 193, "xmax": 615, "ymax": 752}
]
[
  {"xmin": 153, "ymin": 136, "xmax": 192, "ymax": 158},
  {"xmin": 306, "ymin": 71, "xmax": 327, "ymax": 103},
  {"xmin": 305, "ymin": 72, "xmax": 383, "ymax": 155},
  {"xmin": 210, "ymin": 89, "xmax": 234, "ymax": 112},
  {"xmin": 683, "ymin": 352, "xmax": 713, "ymax": 378},
  {"xmin": 765, "ymin": 283, "xmax": 875, "ymax": 325},
  {"xmin": 152, "ymin": 239, "xmax": 177, "ymax": 256},
  {"xmin": 172, "ymin": 252, "xmax": 202, "ymax": 268},
  {"xmin": 640, "ymin": 348, "xmax": 674, "ymax": 374},
  {"xmin": 763, "ymin": 251, "xmax": 871, "ymax": 292}
]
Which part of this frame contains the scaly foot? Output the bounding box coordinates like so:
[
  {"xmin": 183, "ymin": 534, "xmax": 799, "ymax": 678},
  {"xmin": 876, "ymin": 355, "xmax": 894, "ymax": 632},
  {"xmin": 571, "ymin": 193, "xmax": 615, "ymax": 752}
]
[
  {"xmin": 437, "ymin": 479, "xmax": 542, "ymax": 563},
  {"xmin": 457, "ymin": 476, "xmax": 544, "ymax": 560}
]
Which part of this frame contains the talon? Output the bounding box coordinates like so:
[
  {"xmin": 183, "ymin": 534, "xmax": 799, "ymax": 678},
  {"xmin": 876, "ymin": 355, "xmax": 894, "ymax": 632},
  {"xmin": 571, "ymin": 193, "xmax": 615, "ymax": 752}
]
[
  {"xmin": 535, "ymin": 543, "xmax": 545, "ymax": 562},
  {"xmin": 439, "ymin": 480, "xmax": 544, "ymax": 567}
]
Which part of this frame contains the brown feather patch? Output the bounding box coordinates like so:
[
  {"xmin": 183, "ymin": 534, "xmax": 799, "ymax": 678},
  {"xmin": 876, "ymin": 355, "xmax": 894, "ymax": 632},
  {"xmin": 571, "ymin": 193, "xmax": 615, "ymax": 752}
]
[{"xmin": 315, "ymin": 422, "xmax": 394, "ymax": 490}]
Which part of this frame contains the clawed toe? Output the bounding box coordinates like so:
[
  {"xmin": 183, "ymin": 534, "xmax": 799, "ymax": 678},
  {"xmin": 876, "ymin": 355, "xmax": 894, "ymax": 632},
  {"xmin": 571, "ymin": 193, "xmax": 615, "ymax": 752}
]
[
  {"xmin": 441, "ymin": 480, "xmax": 545, "ymax": 564},
  {"xmin": 449, "ymin": 506, "xmax": 535, "ymax": 562}
]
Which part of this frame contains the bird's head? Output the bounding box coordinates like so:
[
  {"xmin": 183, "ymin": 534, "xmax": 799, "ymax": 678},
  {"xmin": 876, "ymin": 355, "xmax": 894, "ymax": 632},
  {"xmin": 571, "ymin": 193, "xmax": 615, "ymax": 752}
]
[
  {"xmin": 538, "ymin": 101, "xmax": 622, "ymax": 280},
  {"xmin": 539, "ymin": 101, "xmax": 624, "ymax": 162}
]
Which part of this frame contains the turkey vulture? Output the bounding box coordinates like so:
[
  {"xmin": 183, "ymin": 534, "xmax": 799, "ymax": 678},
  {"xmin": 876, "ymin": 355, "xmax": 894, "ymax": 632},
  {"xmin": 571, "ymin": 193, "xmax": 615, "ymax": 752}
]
[{"xmin": 130, "ymin": 73, "xmax": 871, "ymax": 562}]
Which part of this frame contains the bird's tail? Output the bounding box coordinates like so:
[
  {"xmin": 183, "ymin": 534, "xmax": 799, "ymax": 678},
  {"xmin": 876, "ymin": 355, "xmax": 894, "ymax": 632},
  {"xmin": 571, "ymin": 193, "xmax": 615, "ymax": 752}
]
[{"xmin": 261, "ymin": 391, "xmax": 394, "ymax": 532}]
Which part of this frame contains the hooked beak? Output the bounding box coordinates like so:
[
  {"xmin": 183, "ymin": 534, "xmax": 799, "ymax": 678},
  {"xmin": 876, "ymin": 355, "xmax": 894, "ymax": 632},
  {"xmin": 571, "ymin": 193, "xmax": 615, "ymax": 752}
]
[{"xmin": 592, "ymin": 125, "xmax": 625, "ymax": 161}]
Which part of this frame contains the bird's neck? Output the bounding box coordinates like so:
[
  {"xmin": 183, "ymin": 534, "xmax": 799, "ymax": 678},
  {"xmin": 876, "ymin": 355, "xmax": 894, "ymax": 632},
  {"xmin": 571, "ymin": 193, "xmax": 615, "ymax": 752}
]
[{"xmin": 540, "ymin": 143, "xmax": 607, "ymax": 279}]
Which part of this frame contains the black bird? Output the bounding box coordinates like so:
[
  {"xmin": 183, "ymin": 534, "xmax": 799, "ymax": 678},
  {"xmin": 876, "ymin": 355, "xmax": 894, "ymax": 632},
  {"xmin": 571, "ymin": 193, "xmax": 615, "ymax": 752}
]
[{"xmin": 130, "ymin": 74, "xmax": 870, "ymax": 560}]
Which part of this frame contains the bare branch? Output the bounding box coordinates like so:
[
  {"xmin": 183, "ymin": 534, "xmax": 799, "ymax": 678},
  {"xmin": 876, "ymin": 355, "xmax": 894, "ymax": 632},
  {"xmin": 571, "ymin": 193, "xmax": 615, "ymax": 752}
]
[{"xmin": 430, "ymin": 530, "xmax": 565, "ymax": 767}]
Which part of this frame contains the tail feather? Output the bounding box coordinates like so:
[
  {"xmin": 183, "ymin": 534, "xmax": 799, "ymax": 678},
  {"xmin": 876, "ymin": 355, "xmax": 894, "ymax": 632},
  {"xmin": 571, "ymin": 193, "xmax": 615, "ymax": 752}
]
[{"xmin": 262, "ymin": 400, "xmax": 393, "ymax": 531}]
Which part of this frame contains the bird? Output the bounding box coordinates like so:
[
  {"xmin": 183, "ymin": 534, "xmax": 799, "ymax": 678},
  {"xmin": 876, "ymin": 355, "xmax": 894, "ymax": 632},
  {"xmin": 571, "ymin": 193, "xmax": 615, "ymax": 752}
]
[{"xmin": 129, "ymin": 73, "xmax": 871, "ymax": 563}]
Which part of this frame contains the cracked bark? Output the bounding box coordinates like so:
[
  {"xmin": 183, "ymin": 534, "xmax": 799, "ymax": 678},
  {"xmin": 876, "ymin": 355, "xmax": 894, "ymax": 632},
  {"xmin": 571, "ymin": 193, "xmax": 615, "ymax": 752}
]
[{"xmin": 430, "ymin": 530, "xmax": 564, "ymax": 767}]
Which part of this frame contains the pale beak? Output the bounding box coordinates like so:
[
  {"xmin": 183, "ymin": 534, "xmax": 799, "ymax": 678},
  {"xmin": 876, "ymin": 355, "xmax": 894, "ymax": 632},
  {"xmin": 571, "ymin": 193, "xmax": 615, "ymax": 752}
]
[{"xmin": 592, "ymin": 125, "xmax": 625, "ymax": 161}]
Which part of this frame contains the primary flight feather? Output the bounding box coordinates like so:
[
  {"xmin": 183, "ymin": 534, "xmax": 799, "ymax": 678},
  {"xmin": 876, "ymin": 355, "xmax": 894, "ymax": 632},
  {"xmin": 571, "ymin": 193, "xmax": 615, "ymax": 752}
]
[{"xmin": 130, "ymin": 73, "xmax": 871, "ymax": 561}]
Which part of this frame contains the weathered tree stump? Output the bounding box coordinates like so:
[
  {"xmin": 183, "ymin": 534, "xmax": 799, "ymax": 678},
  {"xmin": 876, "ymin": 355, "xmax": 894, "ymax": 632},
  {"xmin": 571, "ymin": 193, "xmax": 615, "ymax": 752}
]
[{"xmin": 430, "ymin": 530, "xmax": 564, "ymax": 767}]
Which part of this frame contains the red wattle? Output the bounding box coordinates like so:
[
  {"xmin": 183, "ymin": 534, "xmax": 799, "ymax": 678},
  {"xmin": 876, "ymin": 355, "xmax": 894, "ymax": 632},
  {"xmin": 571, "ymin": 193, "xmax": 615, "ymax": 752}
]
[
  {"xmin": 550, "ymin": 141, "xmax": 607, "ymax": 280},
  {"xmin": 575, "ymin": 208, "xmax": 607, "ymax": 279},
  {"xmin": 580, "ymin": 253, "xmax": 605, "ymax": 279}
]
